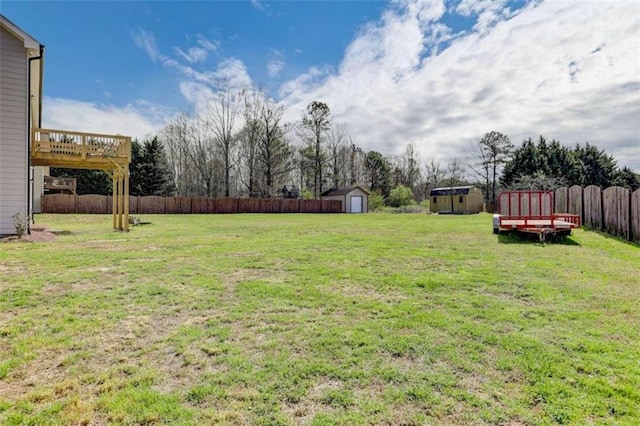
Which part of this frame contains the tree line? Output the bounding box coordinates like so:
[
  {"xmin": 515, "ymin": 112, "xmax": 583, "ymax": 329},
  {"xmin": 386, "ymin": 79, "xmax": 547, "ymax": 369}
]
[
  {"xmin": 151, "ymin": 90, "xmax": 469, "ymax": 205},
  {"xmin": 51, "ymin": 88, "xmax": 639, "ymax": 206}
]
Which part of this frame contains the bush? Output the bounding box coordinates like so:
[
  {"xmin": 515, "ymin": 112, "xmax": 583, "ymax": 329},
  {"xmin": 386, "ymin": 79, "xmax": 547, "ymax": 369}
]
[
  {"xmin": 388, "ymin": 185, "xmax": 415, "ymax": 208},
  {"xmin": 391, "ymin": 205, "xmax": 429, "ymax": 214},
  {"xmin": 300, "ymin": 189, "xmax": 314, "ymax": 200},
  {"xmin": 368, "ymin": 191, "xmax": 385, "ymax": 211},
  {"xmin": 12, "ymin": 211, "xmax": 28, "ymax": 237}
]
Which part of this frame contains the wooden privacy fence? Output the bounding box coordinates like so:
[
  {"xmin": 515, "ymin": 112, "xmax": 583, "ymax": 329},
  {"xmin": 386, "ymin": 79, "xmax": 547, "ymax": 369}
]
[
  {"xmin": 554, "ymin": 185, "xmax": 640, "ymax": 244},
  {"xmin": 41, "ymin": 194, "xmax": 342, "ymax": 215}
]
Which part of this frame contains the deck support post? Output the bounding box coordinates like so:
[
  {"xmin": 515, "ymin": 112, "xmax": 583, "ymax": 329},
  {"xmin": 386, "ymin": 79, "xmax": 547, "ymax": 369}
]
[
  {"xmin": 124, "ymin": 166, "xmax": 129, "ymax": 232},
  {"xmin": 117, "ymin": 168, "xmax": 124, "ymax": 231},
  {"xmin": 111, "ymin": 170, "xmax": 117, "ymax": 230}
]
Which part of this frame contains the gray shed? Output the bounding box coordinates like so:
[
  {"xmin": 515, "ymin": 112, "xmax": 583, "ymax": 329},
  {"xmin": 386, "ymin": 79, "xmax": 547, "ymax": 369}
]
[{"xmin": 321, "ymin": 186, "xmax": 370, "ymax": 213}]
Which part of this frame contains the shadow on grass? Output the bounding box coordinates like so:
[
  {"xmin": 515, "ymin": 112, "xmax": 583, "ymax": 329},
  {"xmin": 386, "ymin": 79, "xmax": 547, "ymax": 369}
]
[
  {"xmin": 581, "ymin": 227, "xmax": 639, "ymax": 248},
  {"xmin": 497, "ymin": 231, "xmax": 581, "ymax": 246},
  {"xmin": 50, "ymin": 230, "xmax": 74, "ymax": 235}
]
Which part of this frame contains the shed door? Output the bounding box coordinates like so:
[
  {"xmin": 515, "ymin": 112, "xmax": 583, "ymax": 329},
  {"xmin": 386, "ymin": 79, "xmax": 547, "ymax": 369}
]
[{"xmin": 351, "ymin": 196, "xmax": 363, "ymax": 213}]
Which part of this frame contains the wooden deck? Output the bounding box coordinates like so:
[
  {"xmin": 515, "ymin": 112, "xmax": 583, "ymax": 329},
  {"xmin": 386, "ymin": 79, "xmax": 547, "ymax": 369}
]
[
  {"xmin": 31, "ymin": 128, "xmax": 131, "ymax": 170},
  {"xmin": 31, "ymin": 128, "xmax": 132, "ymax": 231}
]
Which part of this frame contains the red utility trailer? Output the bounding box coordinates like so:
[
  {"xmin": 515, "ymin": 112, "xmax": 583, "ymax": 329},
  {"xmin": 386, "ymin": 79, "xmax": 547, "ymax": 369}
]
[{"xmin": 492, "ymin": 190, "xmax": 581, "ymax": 241}]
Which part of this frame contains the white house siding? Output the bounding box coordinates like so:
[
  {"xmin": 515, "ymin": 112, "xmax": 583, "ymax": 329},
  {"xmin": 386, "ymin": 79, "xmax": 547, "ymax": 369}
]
[{"xmin": 0, "ymin": 25, "xmax": 28, "ymax": 235}]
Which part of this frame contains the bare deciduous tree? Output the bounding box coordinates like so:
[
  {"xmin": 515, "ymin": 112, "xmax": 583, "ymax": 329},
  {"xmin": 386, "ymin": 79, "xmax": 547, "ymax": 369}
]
[
  {"xmin": 207, "ymin": 87, "xmax": 244, "ymax": 197},
  {"xmin": 423, "ymin": 158, "xmax": 445, "ymax": 193},
  {"xmin": 299, "ymin": 101, "xmax": 331, "ymax": 198},
  {"xmin": 327, "ymin": 124, "xmax": 347, "ymax": 189},
  {"xmin": 255, "ymin": 96, "xmax": 293, "ymax": 197},
  {"xmin": 239, "ymin": 90, "xmax": 263, "ymax": 197},
  {"xmin": 446, "ymin": 158, "xmax": 465, "ymax": 212}
]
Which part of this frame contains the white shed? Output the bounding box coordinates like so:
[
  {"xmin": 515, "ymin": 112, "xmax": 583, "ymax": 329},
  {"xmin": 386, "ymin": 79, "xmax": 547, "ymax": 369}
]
[
  {"xmin": 321, "ymin": 186, "xmax": 370, "ymax": 213},
  {"xmin": 0, "ymin": 15, "xmax": 44, "ymax": 235}
]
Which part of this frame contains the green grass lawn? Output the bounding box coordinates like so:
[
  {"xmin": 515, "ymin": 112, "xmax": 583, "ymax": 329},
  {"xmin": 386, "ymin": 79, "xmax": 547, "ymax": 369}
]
[{"xmin": 1, "ymin": 213, "xmax": 638, "ymax": 425}]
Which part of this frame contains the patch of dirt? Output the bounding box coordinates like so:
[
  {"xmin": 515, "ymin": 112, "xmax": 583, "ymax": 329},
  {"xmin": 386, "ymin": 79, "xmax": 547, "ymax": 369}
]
[
  {"xmin": 282, "ymin": 378, "xmax": 341, "ymax": 423},
  {"xmin": 0, "ymin": 227, "xmax": 57, "ymax": 243},
  {"xmin": 0, "ymin": 264, "xmax": 28, "ymax": 274}
]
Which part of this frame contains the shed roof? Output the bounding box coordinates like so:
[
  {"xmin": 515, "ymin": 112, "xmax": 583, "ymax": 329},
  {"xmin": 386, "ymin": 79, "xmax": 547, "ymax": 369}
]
[
  {"xmin": 321, "ymin": 186, "xmax": 370, "ymax": 196},
  {"xmin": 429, "ymin": 186, "xmax": 476, "ymax": 196}
]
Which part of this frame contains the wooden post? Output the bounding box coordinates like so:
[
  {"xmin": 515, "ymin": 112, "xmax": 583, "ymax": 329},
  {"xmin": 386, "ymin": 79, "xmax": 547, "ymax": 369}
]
[
  {"xmin": 118, "ymin": 169, "xmax": 124, "ymax": 230},
  {"xmin": 629, "ymin": 189, "xmax": 633, "ymax": 242},
  {"xmin": 112, "ymin": 169, "xmax": 118, "ymax": 230},
  {"xmin": 124, "ymin": 166, "xmax": 130, "ymax": 232}
]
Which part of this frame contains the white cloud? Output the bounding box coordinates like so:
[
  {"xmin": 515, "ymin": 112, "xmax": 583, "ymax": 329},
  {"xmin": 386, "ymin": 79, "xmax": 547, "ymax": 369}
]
[
  {"xmin": 132, "ymin": 29, "xmax": 252, "ymax": 107},
  {"xmin": 174, "ymin": 36, "xmax": 218, "ymax": 64},
  {"xmin": 175, "ymin": 46, "xmax": 208, "ymax": 64},
  {"xmin": 279, "ymin": 0, "xmax": 640, "ymax": 171},
  {"xmin": 279, "ymin": 66, "xmax": 330, "ymax": 104},
  {"xmin": 132, "ymin": 29, "xmax": 162, "ymax": 63},
  {"xmin": 206, "ymin": 58, "xmax": 253, "ymax": 90},
  {"xmin": 42, "ymin": 97, "xmax": 169, "ymax": 141},
  {"xmin": 251, "ymin": 0, "xmax": 265, "ymax": 11},
  {"xmin": 456, "ymin": 0, "xmax": 513, "ymax": 32},
  {"xmin": 197, "ymin": 38, "xmax": 218, "ymax": 52},
  {"xmin": 268, "ymin": 60, "xmax": 285, "ymax": 78}
]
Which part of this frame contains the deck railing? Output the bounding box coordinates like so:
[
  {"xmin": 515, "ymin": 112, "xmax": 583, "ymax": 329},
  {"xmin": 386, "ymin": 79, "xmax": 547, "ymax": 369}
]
[{"xmin": 31, "ymin": 128, "xmax": 131, "ymax": 163}]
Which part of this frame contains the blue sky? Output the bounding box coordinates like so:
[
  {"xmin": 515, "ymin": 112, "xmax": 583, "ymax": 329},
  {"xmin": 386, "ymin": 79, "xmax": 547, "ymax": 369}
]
[
  {"xmin": 5, "ymin": 1, "xmax": 386, "ymax": 111},
  {"xmin": 3, "ymin": 0, "xmax": 639, "ymax": 171}
]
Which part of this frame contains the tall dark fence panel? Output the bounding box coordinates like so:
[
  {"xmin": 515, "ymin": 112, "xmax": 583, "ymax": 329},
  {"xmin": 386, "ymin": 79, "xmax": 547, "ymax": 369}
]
[
  {"xmin": 554, "ymin": 187, "xmax": 569, "ymax": 213},
  {"xmin": 603, "ymin": 186, "xmax": 630, "ymax": 241},
  {"xmin": 139, "ymin": 196, "xmax": 166, "ymax": 214},
  {"xmin": 568, "ymin": 185, "xmax": 583, "ymax": 222},
  {"xmin": 583, "ymin": 185, "xmax": 603, "ymax": 230},
  {"xmin": 166, "ymin": 197, "xmax": 192, "ymax": 214},
  {"xmin": 281, "ymin": 199, "xmax": 300, "ymax": 213},
  {"xmin": 76, "ymin": 195, "xmax": 107, "ymax": 214},
  {"xmin": 260, "ymin": 198, "xmax": 281, "ymax": 213},
  {"xmin": 41, "ymin": 194, "xmax": 341, "ymax": 215},
  {"xmin": 632, "ymin": 189, "xmax": 640, "ymax": 244}
]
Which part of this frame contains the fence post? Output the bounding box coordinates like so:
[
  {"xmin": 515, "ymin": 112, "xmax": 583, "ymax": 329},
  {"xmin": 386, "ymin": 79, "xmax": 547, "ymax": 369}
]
[
  {"xmin": 599, "ymin": 186, "xmax": 604, "ymax": 231},
  {"xmin": 628, "ymin": 189, "xmax": 633, "ymax": 242},
  {"xmin": 581, "ymin": 186, "xmax": 585, "ymax": 227}
]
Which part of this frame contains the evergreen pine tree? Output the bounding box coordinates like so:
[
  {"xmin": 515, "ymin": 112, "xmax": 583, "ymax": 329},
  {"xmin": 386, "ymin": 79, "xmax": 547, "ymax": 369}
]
[{"xmin": 139, "ymin": 137, "xmax": 176, "ymax": 196}]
